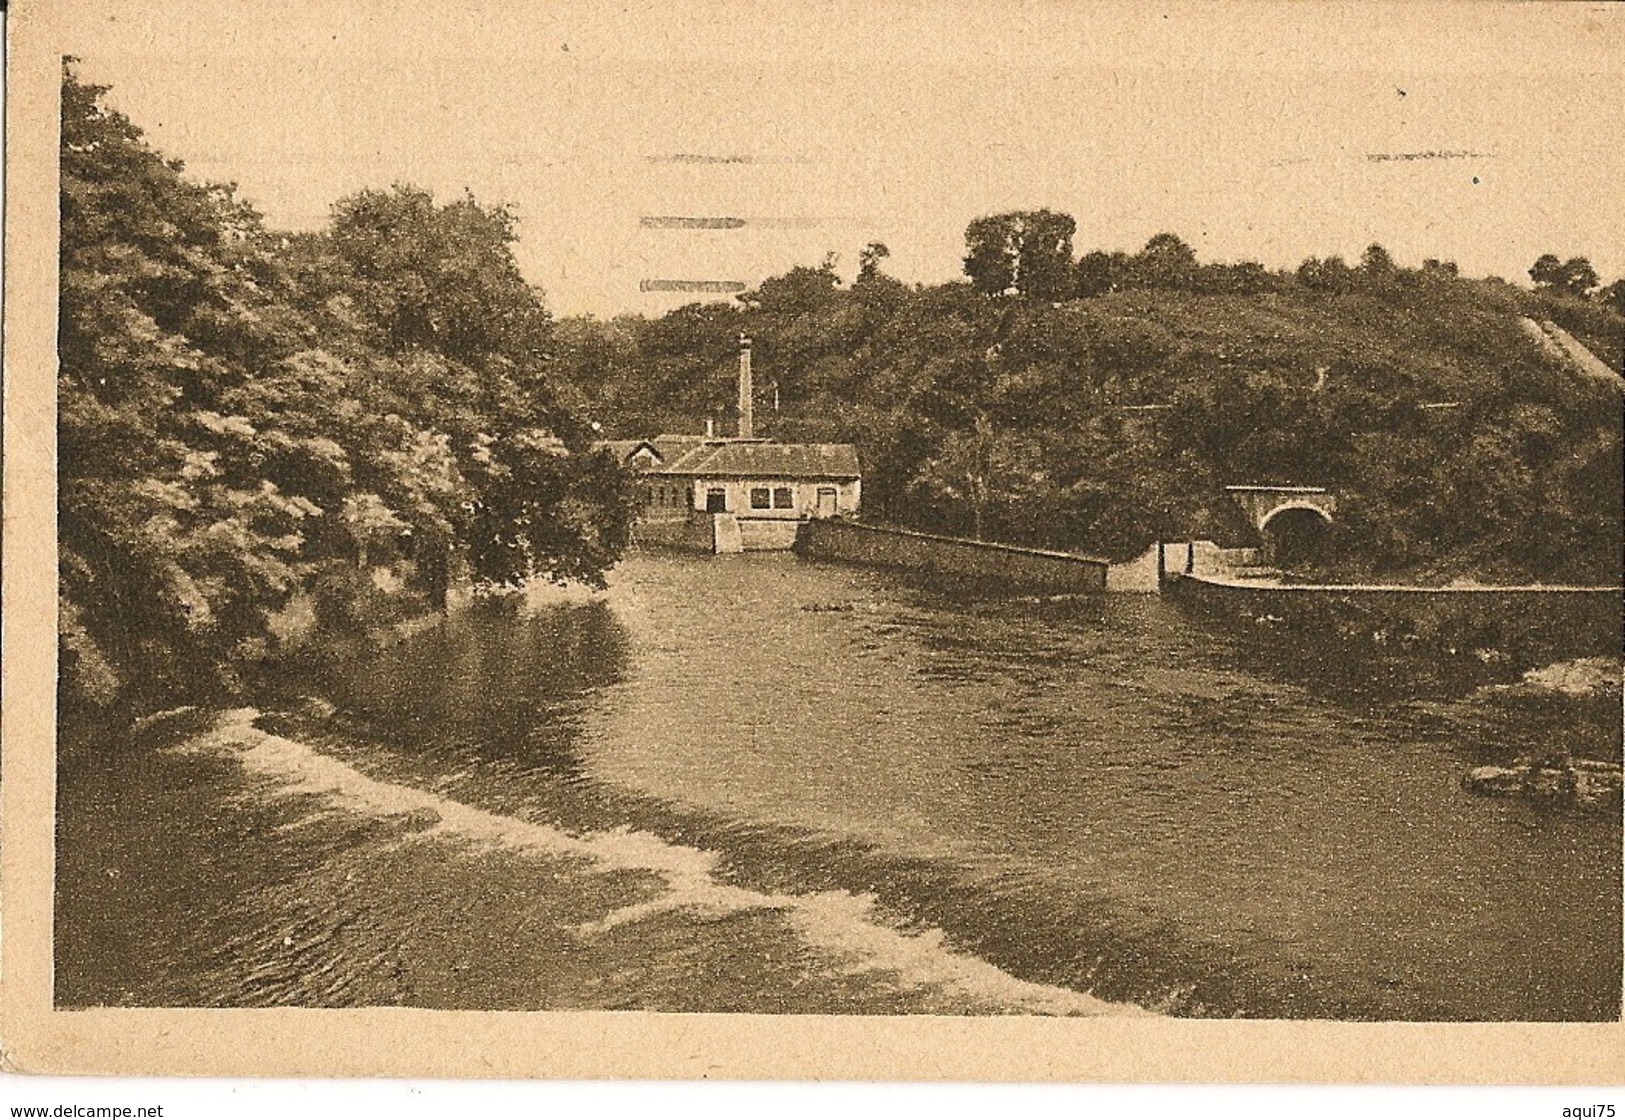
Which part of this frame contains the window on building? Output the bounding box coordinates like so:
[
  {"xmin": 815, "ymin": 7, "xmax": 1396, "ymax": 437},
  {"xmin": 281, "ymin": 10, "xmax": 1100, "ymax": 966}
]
[
  {"xmin": 750, "ymin": 487, "xmax": 772, "ymax": 510},
  {"xmin": 706, "ymin": 488, "xmax": 728, "ymax": 513},
  {"xmin": 773, "ymin": 487, "xmax": 794, "ymax": 509}
]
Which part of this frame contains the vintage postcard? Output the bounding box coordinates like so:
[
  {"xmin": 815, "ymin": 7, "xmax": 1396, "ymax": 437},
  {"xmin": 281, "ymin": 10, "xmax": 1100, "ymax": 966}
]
[{"xmin": 3, "ymin": 0, "xmax": 1622, "ymax": 1082}]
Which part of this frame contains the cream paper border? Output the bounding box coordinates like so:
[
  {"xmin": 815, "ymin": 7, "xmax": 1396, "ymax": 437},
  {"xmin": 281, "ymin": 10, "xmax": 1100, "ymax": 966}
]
[{"xmin": 4, "ymin": 0, "xmax": 1623, "ymax": 1082}]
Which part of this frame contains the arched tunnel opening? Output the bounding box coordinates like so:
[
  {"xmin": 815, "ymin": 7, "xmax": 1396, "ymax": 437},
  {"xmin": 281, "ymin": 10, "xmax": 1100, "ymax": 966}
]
[{"xmin": 1260, "ymin": 506, "xmax": 1332, "ymax": 571}]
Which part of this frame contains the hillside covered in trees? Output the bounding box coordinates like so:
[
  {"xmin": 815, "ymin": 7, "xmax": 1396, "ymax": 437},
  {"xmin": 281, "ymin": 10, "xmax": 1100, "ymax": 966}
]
[
  {"xmin": 554, "ymin": 217, "xmax": 1623, "ymax": 586},
  {"xmin": 58, "ymin": 64, "xmax": 638, "ymax": 725}
]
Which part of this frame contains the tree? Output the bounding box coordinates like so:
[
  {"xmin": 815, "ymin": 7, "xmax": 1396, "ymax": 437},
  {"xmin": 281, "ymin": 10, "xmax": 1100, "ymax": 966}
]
[
  {"xmin": 857, "ymin": 241, "xmax": 891, "ymax": 284},
  {"xmin": 908, "ymin": 414, "xmax": 1001, "ymax": 539},
  {"xmin": 1601, "ymin": 278, "xmax": 1625, "ymax": 317},
  {"xmin": 465, "ymin": 432, "xmax": 638, "ymax": 590},
  {"xmin": 1529, "ymin": 253, "xmax": 1564, "ymax": 290},
  {"xmin": 59, "ymin": 61, "xmax": 322, "ymax": 714},
  {"xmin": 963, "ymin": 210, "xmax": 1077, "ymax": 300},
  {"xmin": 325, "ymin": 186, "xmax": 553, "ymax": 364},
  {"xmin": 1297, "ymin": 255, "xmax": 1356, "ymax": 292},
  {"xmin": 737, "ymin": 260, "xmax": 841, "ymax": 315},
  {"xmin": 1360, "ymin": 243, "xmax": 1396, "ymax": 276},
  {"xmin": 1562, "ymin": 257, "xmax": 1599, "ymax": 297},
  {"xmin": 309, "ymin": 185, "xmax": 637, "ymax": 586},
  {"xmin": 1529, "ymin": 254, "xmax": 1598, "ymax": 298},
  {"xmin": 1074, "ymin": 250, "xmax": 1128, "ymax": 297},
  {"xmin": 963, "ymin": 216, "xmax": 1017, "ymax": 295},
  {"xmin": 1132, "ymin": 232, "xmax": 1199, "ymax": 289}
]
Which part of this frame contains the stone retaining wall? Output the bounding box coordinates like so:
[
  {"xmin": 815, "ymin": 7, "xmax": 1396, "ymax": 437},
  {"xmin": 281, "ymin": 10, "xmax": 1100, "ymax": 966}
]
[
  {"xmin": 634, "ymin": 515, "xmax": 714, "ymax": 553},
  {"xmin": 795, "ymin": 519, "xmax": 1109, "ymax": 595},
  {"xmin": 1171, "ymin": 575, "xmax": 1623, "ymax": 659}
]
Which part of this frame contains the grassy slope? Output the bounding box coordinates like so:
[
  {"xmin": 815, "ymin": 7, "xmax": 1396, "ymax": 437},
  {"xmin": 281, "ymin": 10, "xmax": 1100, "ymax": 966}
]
[{"xmin": 1073, "ymin": 279, "xmax": 1619, "ymax": 400}]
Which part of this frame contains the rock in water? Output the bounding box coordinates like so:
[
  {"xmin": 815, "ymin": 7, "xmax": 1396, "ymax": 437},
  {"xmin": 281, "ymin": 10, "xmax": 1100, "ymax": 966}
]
[{"xmin": 1463, "ymin": 757, "xmax": 1622, "ymax": 812}]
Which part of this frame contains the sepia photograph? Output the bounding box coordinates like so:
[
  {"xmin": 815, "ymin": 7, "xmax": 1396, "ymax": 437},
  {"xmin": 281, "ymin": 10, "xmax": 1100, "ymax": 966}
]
[{"xmin": 3, "ymin": 0, "xmax": 1622, "ymax": 1084}]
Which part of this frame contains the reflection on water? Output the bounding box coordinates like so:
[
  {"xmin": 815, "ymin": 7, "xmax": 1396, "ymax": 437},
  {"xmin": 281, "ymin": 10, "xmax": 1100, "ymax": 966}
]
[
  {"xmin": 57, "ymin": 551, "xmax": 1622, "ymax": 1019},
  {"xmin": 325, "ymin": 595, "xmax": 632, "ymax": 780}
]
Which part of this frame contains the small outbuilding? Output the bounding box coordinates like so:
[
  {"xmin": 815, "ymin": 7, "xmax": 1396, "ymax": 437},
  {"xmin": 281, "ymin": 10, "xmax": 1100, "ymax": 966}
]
[
  {"xmin": 641, "ymin": 438, "xmax": 861, "ymax": 550},
  {"xmin": 595, "ymin": 335, "xmax": 862, "ymax": 552},
  {"xmin": 601, "ymin": 434, "xmax": 861, "ymax": 552}
]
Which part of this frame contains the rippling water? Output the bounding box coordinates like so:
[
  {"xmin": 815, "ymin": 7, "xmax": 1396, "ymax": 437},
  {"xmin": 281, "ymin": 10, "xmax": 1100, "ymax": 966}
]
[{"xmin": 57, "ymin": 551, "xmax": 1622, "ymax": 1018}]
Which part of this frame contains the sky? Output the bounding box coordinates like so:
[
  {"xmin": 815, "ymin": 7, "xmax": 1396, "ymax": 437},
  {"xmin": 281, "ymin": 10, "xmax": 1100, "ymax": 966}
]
[{"xmin": 71, "ymin": 0, "xmax": 1625, "ymax": 318}]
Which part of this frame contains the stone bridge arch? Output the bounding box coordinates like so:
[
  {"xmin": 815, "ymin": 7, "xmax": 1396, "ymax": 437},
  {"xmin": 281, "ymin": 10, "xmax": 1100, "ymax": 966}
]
[{"xmin": 1224, "ymin": 485, "xmax": 1338, "ymax": 568}]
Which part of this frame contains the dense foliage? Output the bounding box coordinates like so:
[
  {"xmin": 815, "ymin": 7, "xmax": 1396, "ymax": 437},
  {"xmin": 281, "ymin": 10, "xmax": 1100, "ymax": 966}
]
[
  {"xmin": 58, "ymin": 64, "xmax": 637, "ymax": 721},
  {"xmin": 964, "ymin": 209, "xmax": 1077, "ymax": 300},
  {"xmin": 555, "ymin": 221, "xmax": 1623, "ymax": 584}
]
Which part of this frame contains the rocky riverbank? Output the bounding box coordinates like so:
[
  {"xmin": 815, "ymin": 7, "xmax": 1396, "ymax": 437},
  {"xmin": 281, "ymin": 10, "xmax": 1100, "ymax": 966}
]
[{"xmin": 1458, "ymin": 657, "xmax": 1624, "ymax": 813}]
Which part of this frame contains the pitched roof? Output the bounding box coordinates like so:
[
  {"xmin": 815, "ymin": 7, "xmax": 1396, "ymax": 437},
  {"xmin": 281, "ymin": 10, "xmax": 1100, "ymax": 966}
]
[
  {"xmin": 656, "ymin": 440, "xmax": 861, "ymax": 479},
  {"xmin": 592, "ymin": 436, "xmax": 718, "ymax": 471},
  {"xmin": 650, "ymin": 434, "xmax": 708, "ymax": 462},
  {"xmin": 593, "ymin": 439, "xmax": 660, "ymax": 464}
]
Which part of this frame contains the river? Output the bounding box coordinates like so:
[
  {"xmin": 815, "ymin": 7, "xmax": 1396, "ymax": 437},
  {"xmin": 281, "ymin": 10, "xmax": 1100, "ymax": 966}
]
[{"xmin": 56, "ymin": 551, "xmax": 1622, "ymax": 1019}]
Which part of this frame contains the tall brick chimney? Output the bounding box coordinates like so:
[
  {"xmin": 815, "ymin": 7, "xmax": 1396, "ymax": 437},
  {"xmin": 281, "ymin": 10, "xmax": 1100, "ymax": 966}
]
[{"xmin": 737, "ymin": 333, "xmax": 753, "ymax": 440}]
